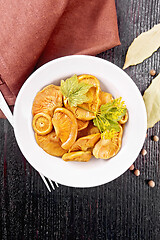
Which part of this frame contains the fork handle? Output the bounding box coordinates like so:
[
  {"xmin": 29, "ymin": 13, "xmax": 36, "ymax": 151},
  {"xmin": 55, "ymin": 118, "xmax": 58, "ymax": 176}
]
[{"xmin": 0, "ymin": 92, "xmax": 14, "ymax": 127}]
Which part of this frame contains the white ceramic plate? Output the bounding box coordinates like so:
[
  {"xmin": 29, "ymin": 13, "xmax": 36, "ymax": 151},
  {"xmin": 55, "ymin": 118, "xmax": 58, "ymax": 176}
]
[{"xmin": 13, "ymin": 55, "xmax": 147, "ymax": 188}]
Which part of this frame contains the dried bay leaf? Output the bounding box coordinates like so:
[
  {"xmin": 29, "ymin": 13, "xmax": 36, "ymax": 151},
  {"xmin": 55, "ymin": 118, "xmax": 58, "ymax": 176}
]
[
  {"xmin": 143, "ymin": 74, "xmax": 160, "ymax": 128},
  {"xmin": 123, "ymin": 24, "xmax": 160, "ymax": 69}
]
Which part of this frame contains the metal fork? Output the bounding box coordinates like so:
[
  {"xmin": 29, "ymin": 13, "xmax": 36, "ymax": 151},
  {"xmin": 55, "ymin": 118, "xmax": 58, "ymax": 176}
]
[
  {"xmin": 39, "ymin": 173, "xmax": 59, "ymax": 191},
  {"xmin": 0, "ymin": 91, "xmax": 58, "ymax": 191}
]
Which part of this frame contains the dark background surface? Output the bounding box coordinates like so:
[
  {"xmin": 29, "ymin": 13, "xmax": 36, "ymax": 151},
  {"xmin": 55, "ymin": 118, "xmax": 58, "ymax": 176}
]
[{"xmin": 0, "ymin": 0, "xmax": 160, "ymax": 239}]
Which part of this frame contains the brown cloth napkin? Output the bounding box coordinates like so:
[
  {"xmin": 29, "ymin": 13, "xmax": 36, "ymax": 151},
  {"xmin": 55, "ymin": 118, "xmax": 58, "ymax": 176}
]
[{"xmin": 0, "ymin": 0, "xmax": 120, "ymax": 118}]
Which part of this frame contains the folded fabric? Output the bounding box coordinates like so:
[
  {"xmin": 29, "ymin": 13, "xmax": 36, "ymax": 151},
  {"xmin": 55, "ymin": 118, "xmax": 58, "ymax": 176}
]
[{"xmin": 0, "ymin": 0, "xmax": 120, "ymax": 118}]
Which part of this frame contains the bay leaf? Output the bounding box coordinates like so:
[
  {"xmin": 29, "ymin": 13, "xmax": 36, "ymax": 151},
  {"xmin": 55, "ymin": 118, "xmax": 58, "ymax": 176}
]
[
  {"xmin": 123, "ymin": 24, "xmax": 160, "ymax": 69},
  {"xmin": 143, "ymin": 74, "xmax": 160, "ymax": 129}
]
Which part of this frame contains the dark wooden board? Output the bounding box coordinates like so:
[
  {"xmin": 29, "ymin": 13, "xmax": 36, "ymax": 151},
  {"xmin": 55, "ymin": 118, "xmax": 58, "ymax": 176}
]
[{"xmin": 0, "ymin": 0, "xmax": 160, "ymax": 239}]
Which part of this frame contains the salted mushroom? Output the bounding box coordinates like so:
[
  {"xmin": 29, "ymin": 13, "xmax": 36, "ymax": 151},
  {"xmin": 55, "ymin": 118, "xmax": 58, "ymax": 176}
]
[
  {"xmin": 32, "ymin": 84, "xmax": 63, "ymax": 117},
  {"xmin": 118, "ymin": 111, "xmax": 128, "ymax": 124},
  {"xmin": 77, "ymin": 121, "xmax": 100, "ymax": 139},
  {"xmin": 52, "ymin": 108, "xmax": 78, "ymax": 150},
  {"xmin": 99, "ymin": 91, "xmax": 113, "ymax": 105},
  {"xmin": 62, "ymin": 151, "xmax": 92, "ymax": 162},
  {"xmin": 69, "ymin": 133, "xmax": 101, "ymax": 152},
  {"xmin": 35, "ymin": 131, "xmax": 67, "ymax": 157},
  {"xmin": 77, "ymin": 119, "xmax": 89, "ymax": 131},
  {"xmin": 93, "ymin": 125, "xmax": 123, "ymax": 159}
]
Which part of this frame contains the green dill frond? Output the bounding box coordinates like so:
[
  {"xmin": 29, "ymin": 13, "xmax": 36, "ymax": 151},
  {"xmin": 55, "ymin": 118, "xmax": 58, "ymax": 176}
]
[{"xmin": 93, "ymin": 97, "xmax": 127, "ymax": 140}]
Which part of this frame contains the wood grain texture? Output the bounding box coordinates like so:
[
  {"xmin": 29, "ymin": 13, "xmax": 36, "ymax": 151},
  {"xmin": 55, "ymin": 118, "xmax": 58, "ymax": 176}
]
[{"xmin": 0, "ymin": 0, "xmax": 160, "ymax": 239}]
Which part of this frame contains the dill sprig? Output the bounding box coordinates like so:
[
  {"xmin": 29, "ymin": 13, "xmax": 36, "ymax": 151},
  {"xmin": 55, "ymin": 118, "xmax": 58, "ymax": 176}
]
[{"xmin": 93, "ymin": 97, "xmax": 127, "ymax": 139}]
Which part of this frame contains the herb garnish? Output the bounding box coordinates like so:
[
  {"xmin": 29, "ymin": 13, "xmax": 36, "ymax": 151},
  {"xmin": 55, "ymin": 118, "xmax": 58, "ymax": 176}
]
[
  {"xmin": 60, "ymin": 75, "xmax": 93, "ymax": 107},
  {"xmin": 93, "ymin": 98, "xmax": 127, "ymax": 139},
  {"xmin": 60, "ymin": 75, "xmax": 127, "ymax": 140}
]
